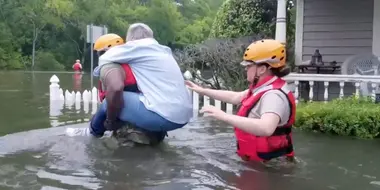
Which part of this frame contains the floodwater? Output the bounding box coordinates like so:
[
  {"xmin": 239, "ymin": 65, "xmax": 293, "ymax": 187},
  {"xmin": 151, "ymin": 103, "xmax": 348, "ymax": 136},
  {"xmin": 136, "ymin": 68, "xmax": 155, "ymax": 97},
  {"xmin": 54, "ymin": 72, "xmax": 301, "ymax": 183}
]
[{"xmin": 0, "ymin": 71, "xmax": 380, "ymax": 190}]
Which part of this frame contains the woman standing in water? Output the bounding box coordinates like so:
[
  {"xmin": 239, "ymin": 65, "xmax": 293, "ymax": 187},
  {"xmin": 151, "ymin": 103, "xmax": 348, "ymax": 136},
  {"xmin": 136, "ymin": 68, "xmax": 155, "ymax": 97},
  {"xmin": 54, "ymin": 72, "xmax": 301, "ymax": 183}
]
[
  {"xmin": 186, "ymin": 39, "xmax": 296, "ymax": 162},
  {"xmin": 72, "ymin": 59, "xmax": 83, "ymax": 72}
]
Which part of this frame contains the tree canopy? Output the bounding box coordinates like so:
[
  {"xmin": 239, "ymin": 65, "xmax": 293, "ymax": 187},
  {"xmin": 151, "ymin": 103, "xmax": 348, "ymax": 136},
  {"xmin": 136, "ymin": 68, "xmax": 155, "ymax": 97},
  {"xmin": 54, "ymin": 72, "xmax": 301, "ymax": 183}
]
[
  {"xmin": 175, "ymin": 0, "xmax": 296, "ymax": 90},
  {"xmin": 0, "ymin": 0, "xmax": 224, "ymax": 71},
  {"xmin": 210, "ymin": 0, "xmax": 277, "ymax": 38},
  {"xmin": 210, "ymin": 0, "xmax": 294, "ymax": 40},
  {"xmin": 0, "ymin": 0, "xmax": 296, "ymax": 73}
]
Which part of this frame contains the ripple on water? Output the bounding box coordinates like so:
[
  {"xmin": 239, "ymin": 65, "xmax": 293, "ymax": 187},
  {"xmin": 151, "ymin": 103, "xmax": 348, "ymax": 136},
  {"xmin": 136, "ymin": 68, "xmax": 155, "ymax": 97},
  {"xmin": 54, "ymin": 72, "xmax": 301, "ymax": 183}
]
[
  {"xmin": 0, "ymin": 117, "xmax": 291, "ymax": 189},
  {"xmin": 0, "ymin": 117, "xmax": 354, "ymax": 190},
  {"xmin": 36, "ymin": 169, "xmax": 101, "ymax": 190},
  {"xmin": 370, "ymin": 181, "xmax": 380, "ymax": 186}
]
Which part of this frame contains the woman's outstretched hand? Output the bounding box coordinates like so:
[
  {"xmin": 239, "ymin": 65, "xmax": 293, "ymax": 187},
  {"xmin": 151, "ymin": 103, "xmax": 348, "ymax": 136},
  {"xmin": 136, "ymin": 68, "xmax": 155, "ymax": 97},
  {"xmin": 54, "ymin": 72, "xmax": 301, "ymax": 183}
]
[
  {"xmin": 200, "ymin": 105, "xmax": 227, "ymax": 120},
  {"xmin": 185, "ymin": 80, "xmax": 204, "ymax": 93}
]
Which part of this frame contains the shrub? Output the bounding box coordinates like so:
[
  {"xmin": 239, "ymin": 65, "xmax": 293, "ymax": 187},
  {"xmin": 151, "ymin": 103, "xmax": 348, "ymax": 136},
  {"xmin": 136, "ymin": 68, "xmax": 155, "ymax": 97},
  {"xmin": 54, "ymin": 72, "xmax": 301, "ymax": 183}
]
[
  {"xmin": 34, "ymin": 51, "xmax": 65, "ymax": 71},
  {"xmin": 295, "ymin": 96, "xmax": 380, "ymax": 139}
]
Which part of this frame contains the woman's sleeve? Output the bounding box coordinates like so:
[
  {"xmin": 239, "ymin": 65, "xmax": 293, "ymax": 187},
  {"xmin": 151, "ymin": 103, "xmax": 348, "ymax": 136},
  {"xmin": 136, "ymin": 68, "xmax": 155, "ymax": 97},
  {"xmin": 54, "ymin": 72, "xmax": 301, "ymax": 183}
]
[{"xmin": 257, "ymin": 90, "xmax": 291, "ymax": 125}]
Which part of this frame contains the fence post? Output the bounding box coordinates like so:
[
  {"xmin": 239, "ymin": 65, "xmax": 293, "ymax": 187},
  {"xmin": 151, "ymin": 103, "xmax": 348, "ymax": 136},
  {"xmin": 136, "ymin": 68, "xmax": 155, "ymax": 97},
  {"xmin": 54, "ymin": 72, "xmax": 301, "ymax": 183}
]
[
  {"xmin": 49, "ymin": 75, "xmax": 60, "ymax": 101},
  {"xmin": 49, "ymin": 75, "xmax": 63, "ymax": 123},
  {"xmin": 92, "ymin": 87, "xmax": 98, "ymax": 103}
]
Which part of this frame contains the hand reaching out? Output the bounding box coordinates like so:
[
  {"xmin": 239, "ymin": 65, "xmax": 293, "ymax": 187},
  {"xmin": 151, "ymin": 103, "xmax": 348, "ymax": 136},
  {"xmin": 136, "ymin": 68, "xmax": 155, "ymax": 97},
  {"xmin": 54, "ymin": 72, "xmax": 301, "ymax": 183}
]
[
  {"xmin": 200, "ymin": 105, "xmax": 226, "ymax": 120},
  {"xmin": 185, "ymin": 80, "xmax": 204, "ymax": 94}
]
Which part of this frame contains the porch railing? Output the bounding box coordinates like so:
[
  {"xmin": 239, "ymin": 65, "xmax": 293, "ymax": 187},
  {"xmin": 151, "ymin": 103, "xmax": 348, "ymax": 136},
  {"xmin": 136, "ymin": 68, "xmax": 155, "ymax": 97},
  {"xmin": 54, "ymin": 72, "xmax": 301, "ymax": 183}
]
[
  {"xmin": 49, "ymin": 73, "xmax": 380, "ymax": 116},
  {"xmin": 283, "ymin": 73, "xmax": 380, "ymax": 103}
]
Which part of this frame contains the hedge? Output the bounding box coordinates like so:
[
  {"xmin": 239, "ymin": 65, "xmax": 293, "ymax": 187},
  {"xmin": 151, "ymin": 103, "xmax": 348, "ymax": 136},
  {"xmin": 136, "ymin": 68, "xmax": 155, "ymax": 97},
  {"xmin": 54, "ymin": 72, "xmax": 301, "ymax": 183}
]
[{"xmin": 294, "ymin": 96, "xmax": 380, "ymax": 139}]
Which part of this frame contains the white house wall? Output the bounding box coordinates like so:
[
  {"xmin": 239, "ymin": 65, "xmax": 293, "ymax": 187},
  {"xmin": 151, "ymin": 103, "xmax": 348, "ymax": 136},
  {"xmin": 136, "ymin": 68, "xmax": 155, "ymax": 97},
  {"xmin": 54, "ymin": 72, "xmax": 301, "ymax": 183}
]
[
  {"xmin": 295, "ymin": 0, "xmax": 374, "ymax": 65},
  {"xmin": 373, "ymin": 0, "xmax": 380, "ymax": 57}
]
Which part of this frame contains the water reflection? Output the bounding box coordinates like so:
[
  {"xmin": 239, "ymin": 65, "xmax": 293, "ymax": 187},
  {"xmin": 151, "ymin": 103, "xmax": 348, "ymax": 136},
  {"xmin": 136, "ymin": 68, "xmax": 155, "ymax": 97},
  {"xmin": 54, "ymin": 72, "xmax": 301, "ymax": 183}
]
[
  {"xmin": 73, "ymin": 72, "xmax": 83, "ymax": 92},
  {"xmin": 1, "ymin": 72, "xmax": 380, "ymax": 190},
  {"xmin": 0, "ymin": 119, "xmax": 239, "ymax": 189},
  {"xmin": 49, "ymin": 98, "xmax": 94, "ymax": 128},
  {"xmin": 3, "ymin": 116, "xmax": 380, "ymax": 190},
  {"xmin": 2, "ymin": 116, "xmax": 380, "ymax": 189}
]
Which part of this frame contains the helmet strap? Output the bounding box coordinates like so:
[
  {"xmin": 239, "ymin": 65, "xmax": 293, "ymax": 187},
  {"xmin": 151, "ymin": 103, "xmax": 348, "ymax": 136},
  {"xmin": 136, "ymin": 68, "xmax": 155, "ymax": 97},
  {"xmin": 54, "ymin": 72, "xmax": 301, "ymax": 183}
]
[
  {"xmin": 252, "ymin": 63, "xmax": 272, "ymax": 86},
  {"xmin": 252, "ymin": 69, "xmax": 261, "ymax": 86}
]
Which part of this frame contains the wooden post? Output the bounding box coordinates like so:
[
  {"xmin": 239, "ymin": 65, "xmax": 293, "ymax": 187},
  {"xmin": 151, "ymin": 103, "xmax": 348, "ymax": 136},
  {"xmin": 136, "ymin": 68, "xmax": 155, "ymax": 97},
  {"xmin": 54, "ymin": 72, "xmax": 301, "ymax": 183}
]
[
  {"xmin": 275, "ymin": 0, "xmax": 287, "ymax": 44},
  {"xmin": 49, "ymin": 75, "xmax": 60, "ymax": 101}
]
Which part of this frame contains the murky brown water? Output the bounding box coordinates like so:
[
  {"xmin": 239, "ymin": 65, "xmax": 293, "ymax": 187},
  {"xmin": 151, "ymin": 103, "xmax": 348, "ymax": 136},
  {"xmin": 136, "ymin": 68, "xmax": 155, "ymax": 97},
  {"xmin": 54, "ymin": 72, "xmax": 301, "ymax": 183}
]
[{"xmin": 0, "ymin": 71, "xmax": 380, "ymax": 190}]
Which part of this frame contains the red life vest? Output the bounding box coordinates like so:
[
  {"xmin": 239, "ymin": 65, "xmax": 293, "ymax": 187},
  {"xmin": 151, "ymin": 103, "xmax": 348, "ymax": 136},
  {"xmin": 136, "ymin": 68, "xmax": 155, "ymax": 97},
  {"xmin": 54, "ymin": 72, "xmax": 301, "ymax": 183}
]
[
  {"xmin": 73, "ymin": 63, "xmax": 82, "ymax": 71},
  {"xmin": 98, "ymin": 64, "xmax": 139, "ymax": 101},
  {"xmin": 235, "ymin": 76, "xmax": 296, "ymax": 162}
]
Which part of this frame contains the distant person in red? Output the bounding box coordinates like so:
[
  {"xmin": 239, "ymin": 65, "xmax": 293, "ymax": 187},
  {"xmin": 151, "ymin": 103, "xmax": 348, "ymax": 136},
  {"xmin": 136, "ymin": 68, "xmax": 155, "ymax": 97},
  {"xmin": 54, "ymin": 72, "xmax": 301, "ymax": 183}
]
[{"xmin": 72, "ymin": 59, "xmax": 82, "ymax": 72}]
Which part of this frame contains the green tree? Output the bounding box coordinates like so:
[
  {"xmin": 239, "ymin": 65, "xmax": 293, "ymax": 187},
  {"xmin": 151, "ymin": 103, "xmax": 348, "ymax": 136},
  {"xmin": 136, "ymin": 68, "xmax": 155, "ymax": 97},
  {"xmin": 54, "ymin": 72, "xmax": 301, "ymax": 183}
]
[
  {"xmin": 143, "ymin": 0, "xmax": 183, "ymax": 45},
  {"xmin": 210, "ymin": 0, "xmax": 277, "ymax": 38},
  {"xmin": 16, "ymin": 0, "xmax": 72, "ymax": 69},
  {"xmin": 176, "ymin": 0, "xmax": 225, "ymax": 45},
  {"xmin": 0, "ymin": 22, "xmax": 24, "ymax": 70},
  {"xmin": 0, "ymin": 0, "xmax": 224, "ymax": 71},
  {"xmin": 209, "ymin": 0, "xmax": 296, "ymax": 67},
  {"xmin": 176, "ymin": 0, "xmax": 297, "ymax": 90},
  {"xmin": 34, "ymin": 51, "xmax": 65, "ymax": 71},
  {"xmin": 178, "ymin": 17, "xmax": 214, "ymax": 44}
]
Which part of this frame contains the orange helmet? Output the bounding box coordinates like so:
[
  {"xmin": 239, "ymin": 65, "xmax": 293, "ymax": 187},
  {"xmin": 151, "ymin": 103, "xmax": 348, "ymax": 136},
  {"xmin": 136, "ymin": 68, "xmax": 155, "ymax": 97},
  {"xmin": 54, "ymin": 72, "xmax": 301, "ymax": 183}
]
[
  {"xmin": 93, "ymin": 33, "xmax": 124, "ymax": 51},
  {"xmin": 241, "ymin": 39, "xmax": 286, "ymax": 68}
]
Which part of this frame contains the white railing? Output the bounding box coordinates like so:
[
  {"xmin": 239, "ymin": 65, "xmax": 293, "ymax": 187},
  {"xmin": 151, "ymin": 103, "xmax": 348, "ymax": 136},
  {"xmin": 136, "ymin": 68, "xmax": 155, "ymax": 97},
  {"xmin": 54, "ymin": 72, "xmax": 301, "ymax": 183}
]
[
  {"xmin": 48, "ymin": 74, "xmax": 234, "ymax": 124},
  {"xmin": 49, "ymin": 73, "xmax": 380, "ymax": 118},
  {"xmin": 284, "ymin": 73, "xmax": 380, "ymax": 103}
]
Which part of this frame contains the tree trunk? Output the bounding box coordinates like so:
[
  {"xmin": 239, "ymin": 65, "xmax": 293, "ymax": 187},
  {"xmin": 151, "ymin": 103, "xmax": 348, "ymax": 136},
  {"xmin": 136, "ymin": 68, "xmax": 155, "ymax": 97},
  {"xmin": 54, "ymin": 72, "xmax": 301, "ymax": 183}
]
[{"xmin": 32, "ymin": 26, "xmax": 36, "ymax": 70}]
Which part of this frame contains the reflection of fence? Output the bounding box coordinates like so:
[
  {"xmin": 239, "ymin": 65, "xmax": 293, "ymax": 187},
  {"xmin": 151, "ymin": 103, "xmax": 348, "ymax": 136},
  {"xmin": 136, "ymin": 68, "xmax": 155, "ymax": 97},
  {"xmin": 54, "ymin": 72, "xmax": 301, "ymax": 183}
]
[{"xmin": 49, "ymin": 75, "xmax": 99, "ymax": 127}]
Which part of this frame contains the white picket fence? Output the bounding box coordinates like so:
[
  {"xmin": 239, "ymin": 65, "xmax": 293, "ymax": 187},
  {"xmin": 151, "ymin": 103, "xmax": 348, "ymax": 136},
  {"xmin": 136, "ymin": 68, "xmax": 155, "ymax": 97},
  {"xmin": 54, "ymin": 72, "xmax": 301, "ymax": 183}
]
[
  {"xmin": 48, "ymin": 74, "xmax": 234, "ymax": 125},
  {"xmin": 49, "ymin": 72, "xmax": 380, "ymax": 122}
]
